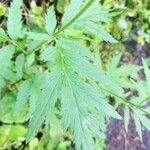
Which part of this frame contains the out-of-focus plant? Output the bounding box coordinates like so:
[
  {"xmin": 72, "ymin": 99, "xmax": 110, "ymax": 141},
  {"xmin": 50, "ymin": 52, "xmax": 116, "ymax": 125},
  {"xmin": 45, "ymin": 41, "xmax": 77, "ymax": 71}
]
[{"xmin": 0, "ymin": 0, "xmax": 150, "ymax": 150}]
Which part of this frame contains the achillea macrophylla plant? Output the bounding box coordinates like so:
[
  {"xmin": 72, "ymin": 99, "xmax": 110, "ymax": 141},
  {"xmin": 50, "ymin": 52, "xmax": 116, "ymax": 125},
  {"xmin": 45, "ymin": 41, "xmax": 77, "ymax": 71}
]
[{"xmin": 1, "ymin": 0, "xmax": 150, "ymax": 149}]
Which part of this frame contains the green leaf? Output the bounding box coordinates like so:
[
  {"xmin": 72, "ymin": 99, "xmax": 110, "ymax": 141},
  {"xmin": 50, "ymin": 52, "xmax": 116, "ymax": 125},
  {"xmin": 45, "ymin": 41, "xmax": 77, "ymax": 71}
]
[
  {"xmin": 65, "ymin": 54, "xmax": 123, "ymax": 94},
  {"xmin": 26, "ymin": 69, "xmax": 61, "ymax": 142},
  {"xmin": 111, "ymin": 64, "xmax": 141, "ymax": 77},
  {"xmin": 59, "ymin": 37, "xmax": 94, "ymax": 60},
  {"xmin": 26, "ymin": 53, "xmax": 35, "ymax": 67},
  {"xmin": 86, "ymin": 21, "xmax": 117, "ymax": 43},
  {"xmin": 28, "ymin": 74, "xmax": 45, "ymax": 114},
  {"xmin": 0, "ymin": 28, "xmax": 9, "ymax": 42},
  {"xmin": 142, "ymin": 59, "xmax": 150, "ymax": 91},
  {"xmin": 124, "ymin": 106, "xmax": 130, "ymax": 132},
  {"xmin": 45, "ymin": 6, "xmax": 57, "ymax": 34},
  {"xmin": 62, "ymin": 0, "xmax": 84, "ymax": 25},
  {"xmin": 7, "ymin": 0, "xmax": 22, "ymax": 39},
  {"xmin": 107, "ymin": 53, "xmax": 122, "ymax": 74},
  {"xmin": 61, "ymin": 74, "xmax": 94, "ymax": 150},
  {"xmin": 133, "ymin": 110, "xmax": 150, "ymax": 140},
  {"xmin": 0, "ymin": 125, "xmax": 27, "ymax": 142},
  {"xmin": 0, "ymin": 45, "xmax": 15, "ymax": 71},
  {"xmin": 134, "ymin": 112, "xmax": 142, "ymax": 141},
  {"xmin": 27, "ymin": 32, "xmax": 50, "ymax": 41},
  {"xmin": 139, "ymin": 115, "xmax": 150, "ymax": 130},
  {"xmin": 61, "ymin": 72, "xmax": 121, "ymax": 150},
  {"xmin": 15, "ymin": 54, "xmax": 25, "ymax": 80},
  {"xmin": 0, "ymin": 3, "xmax": 6, "ymax": 16},
  {"xmin": 14, "ymin": 80, "xmax": 30, "ymax": 114},
  {"xmin": 40, "ymin": 45, "xmax": 57, "ymax": 62},
  {"xmin": 0, "ymin": 92, "xmax": 28, "ymax": 123},
  {"xmin": 75, "ymin": 77, "xmax": 122, "ymax": 119},
  {"xmin": 56, "ymin": 0, "xmax": 69, "ymax": 14}
]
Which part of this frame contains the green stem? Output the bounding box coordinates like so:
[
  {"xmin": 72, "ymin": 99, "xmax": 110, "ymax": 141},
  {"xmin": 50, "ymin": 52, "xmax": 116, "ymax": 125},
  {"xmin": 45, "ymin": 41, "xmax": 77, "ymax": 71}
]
[
  {"xmin": 54, "ymin": 0, "xmax": 95, "ymax": 37},
  {"xmin": 27, "ymin": 0, "xmax": 94, "ymax": 55},
  {"xmin": 27, "ymin": 0, "xmax": 95, "ymax": 55},
  {"xmin": 138, "ymin": 96, "xmax": 150, "ymax": 107},
  {"xmin": 0, "ymin": 33, "xmax": 27, "ymax": 55},
  {"xmin": 10, "ymin": 40, "xmax": 28, "ymax": 55},
  {"xmin": 100, "ymin": 86, "xmax": 150, "ymax": 116}
]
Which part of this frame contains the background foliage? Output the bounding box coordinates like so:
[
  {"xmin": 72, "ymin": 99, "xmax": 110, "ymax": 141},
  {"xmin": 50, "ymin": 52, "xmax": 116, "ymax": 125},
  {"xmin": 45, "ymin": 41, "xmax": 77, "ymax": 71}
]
[{"xmin": 0, "ymin": 0, "xmax": 150, "ymax": 150}]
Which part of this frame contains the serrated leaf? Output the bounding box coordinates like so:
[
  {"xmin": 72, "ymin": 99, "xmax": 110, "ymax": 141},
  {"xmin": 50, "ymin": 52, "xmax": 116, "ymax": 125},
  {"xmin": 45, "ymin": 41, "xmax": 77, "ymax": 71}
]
[
  {"xmin": 65, "ymin": 55, "xmax": 123, "ymax": 94},
  {"xmin": 61, "ymin": 74, "xmax": 94, "ymax": 150},
  {"xmin": 134, "ymin": 112, "xmax": 142, "ymax": 141},
  {"xmin": 40, "ymin": 45, "xmax": 57, "ymax": 62},
  {"xmin": 26, "ymin": 53, "xmax": 35, "ymax": 67},
  {"xmin": 28, "ymin": 74, "xmax": 44, "ymax": 114},
  {"xmin": 62, "ymin": 0, "xmax": 84, "ymax": 25},
  {"xmin": 75, "ymin": 78, "xmax": 122, "ymax": 120},
  {"xmin": 26, "ymin": 69, "xmax": 61, "ymax": 142},
  {"xmin": 14, "ymin": 80, "xmax": 30, "ymax": 114},
  {"xmin": 111, "ymin": 64, "xmax": 141, "ymax": 77},
  {"xmin": 142, "ymin": 59, "xmax": 150, "ymax": 91},
  {"xmin": 61, "ymin": 71, "xmax": 121, "ymax": 150},
  {"xmin": 45, "ymin": 6, "xmax": 57, "ymax": 34},
  {"xmin": 0, "ymin": 45, "xmax": 15, "ymax": 71},
  {"xmin": 27, "ymin": 32, "xmax": 50, "ymax": 41},
  {"xmin": 59, "ymin": 37, "xmax": 94, "ymax": 60},
  {"xmin": 78, "ymin": 1, "xmax": 113, "ymax": 23},
  {"xmin": 15, "ymin": 54, "xmax": 25, "ymax": 80},
  {"xmin": 86, "ymin": 21, "xmax": 117, "ymax": 43},
  {"xmin": 124, "ymin": 106, "xmax": 130, "ymax": 132},
  {"xmin": 107, "ymin": 53, "xmax": 122, "ymax": 74},
  {"xmin": 139, "ymin": 115, "xmax": 150, "ymax": 130},
  {"xmin": 7, "ymin": 0, "xmax": 22, "ymax": 39},
  {"xmin": 0, "ymin": 28, "xmax": 9, "ymax": 42}
]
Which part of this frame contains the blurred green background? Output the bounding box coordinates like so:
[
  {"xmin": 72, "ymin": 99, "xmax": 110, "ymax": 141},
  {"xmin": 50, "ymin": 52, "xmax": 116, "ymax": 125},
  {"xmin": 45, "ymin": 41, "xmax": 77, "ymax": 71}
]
[{"xmin": 0, "ymin": 0, "xmax": 150, "ymax": 149}]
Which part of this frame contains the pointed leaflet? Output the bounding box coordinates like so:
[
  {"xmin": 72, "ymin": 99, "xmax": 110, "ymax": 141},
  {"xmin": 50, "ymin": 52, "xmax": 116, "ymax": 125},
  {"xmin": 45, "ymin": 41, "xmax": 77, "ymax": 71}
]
[
  {"xmin": 78, "ymin": 0, "xmax": 113, "ymax": 23},
  {"xmin": 142, "ymin": 59, "xmax": 150, "ymax": 91},
  {"xmin": 62, "ymin": 0, "xmax": 84, "ymax": 25},
  {"xmin": 61, "ymin": 74, "xmax": 94, "ymax": 150},
  {"xmin": 26, "ymin": 69, "xmax": 61, "ymax": 142},
  {"xmin": 15, "ymin": 54, "xmax": 25, "ymax": 80},
  {"xmin": 40, "ymin": 45, "xmax": 57, "ymax": 62},
  {"xmin": 107, "ymin": 53, "xmax": 122, "ymax": 74},
  {"xmin": 14, "ymin": 80, "xmax": 30, "ymax": 114},
  {"xmin": 7, "ymin": 0, "xmax": 22, "ymax": 39},
  {"xmin": 134, "ymin": 111, "xmax": 142, "ymax": 141},
  {"xmin": 111, "ymin": 64, "xmax": 141, "ymax": 77},
  {"xmin": 72, "ymin": 74, "xmax": 122, "ymax": 119},
  {"xmin": 0, "ymin": 28, "xmax": 9, "ymax": 42},
  {"xmin": 26, "ymin": 53, "xmax": 35, "ymax": 67},
  {"xmin": 28, "ymin": 74, "xmax": 44, "ymax": 114},
  {"xmin": 59, "ymin": 39, "xmax": 123, "ymax": 94},
  {"xmin": 65, "ymin": 54, "xmax": 123, "ymax": 94},
  {"xmin": 61, "ymin": 72, "xmax": 121, "ymax": 150},
  {"xmin": 86, "ymin": 21, "xmax": 117, "ymax": 43},
  {"xmin": 27, "ymin": 32, "xmax": 50, "ymax": 41},
  {"xmin": 0, "ymin": 45, "xmax": 15, "ymax": 71},
  {"xmin": 124, "ymin": 106, "xmax": 130, "ymax": 132},
  {"xmin": 59, "ymin": 37, "xmax": 94, "ymax": 60},
  {"xmin": 45, "ymin": 6, "xmax": 57, "ymax": 34}
]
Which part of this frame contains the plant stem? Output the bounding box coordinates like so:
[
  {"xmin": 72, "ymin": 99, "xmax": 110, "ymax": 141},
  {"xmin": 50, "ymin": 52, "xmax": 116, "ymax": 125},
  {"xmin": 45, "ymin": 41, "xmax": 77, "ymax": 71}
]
[
  {"xmin": 138, "ymin": 96, "xmax": 150, "ymax": 107},
  {"xmin": 0, "ymin": 32, "xmax": 27, "ymax": 55},
  {"xmin": 100, "ymin": 86, "xmax": 150, "ymax": 116},
  {"xmin": 10, "ymin": 40, "xmax": 28, "ymax": 55},
  {"xmin": 27, "ymin": 0, "xmax": 95, "ymax": 55},
  {"xmin": 54, "ymin": 0, "xmax": 95, "ymax": 37}
]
